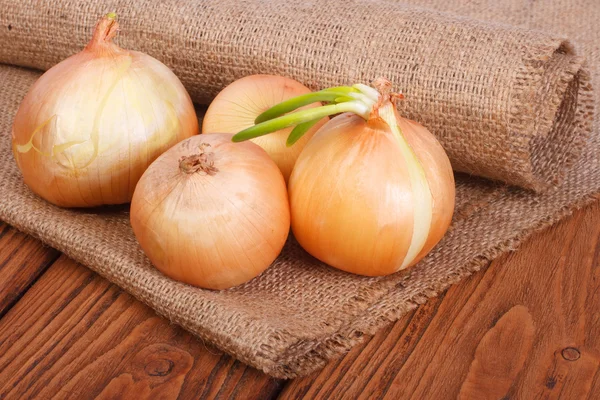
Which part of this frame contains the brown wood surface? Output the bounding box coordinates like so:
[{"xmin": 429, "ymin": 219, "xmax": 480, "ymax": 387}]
[
  {"xmin": 0, "ymin": 254, "xmax": 282, "ymax": 400},
  {"xmin": 0, "ymin": 202, "xmax": 598, "ymax": 399},
  {"xmin": 0, "ymin": 222, "xmax": 59, "ymax": 318},
  {"xmin": 282, "ymin": 202, "xmax": 600, "ymax": 400}
]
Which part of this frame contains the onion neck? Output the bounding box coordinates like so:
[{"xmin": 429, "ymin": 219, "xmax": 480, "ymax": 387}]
[
  {"xmin": 179, "ymin": 143, "xmax": 219, "ymax": 176},
  {"xmin": 85, "ymin": 12, "xmax": 126, "ymax": 55}
]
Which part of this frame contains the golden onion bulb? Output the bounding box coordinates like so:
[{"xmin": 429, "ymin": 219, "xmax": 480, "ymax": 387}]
[
  {"xmin": 130, "ymin": 134, "xmax": 290, "ymax": 290},
  {"xmin": 202, "ymin": 75, "xmax": 327, "ymax": 182},
  {"xmin": 11, "ymin": 13, "xmax": 198, "ymax": 207},
  {"xmin": 289, "ymin": 112, "xmax": 455, "ymax": 275}
]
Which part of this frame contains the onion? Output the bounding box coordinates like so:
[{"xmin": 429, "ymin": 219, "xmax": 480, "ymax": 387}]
[
  {"xmin": 12, "ymin": 13, "xmax": 198, "ymax": 207},
  {"xmin": 202, "ymin": 75, "xmax": 327, "ymax": 182},
  {"xmin": 130, "ymin": 133, "xmax": 290, "ymax": 290},
  {"xmin": 233, "ymin": 78, "xmax": 455, "ymax": 276}
]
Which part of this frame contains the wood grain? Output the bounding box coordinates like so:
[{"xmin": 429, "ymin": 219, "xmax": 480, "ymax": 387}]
[
  {"xmin": 0, "ymin": 255, "xmax": 283, "ymax": 400},
  {"xmin": 0, "ymin": 222, "xmax": 59, "ymax": 318},
  {"xmin": 281, "ymin": 201, "xmax": 600, "ymax": 399},
  {"xmin": 458, "ymin": 305, "xmax": 535, "ymax": 399},
  {"xmin": 0, "ymin": 204, "xmax": 598, "ymax": 399}
]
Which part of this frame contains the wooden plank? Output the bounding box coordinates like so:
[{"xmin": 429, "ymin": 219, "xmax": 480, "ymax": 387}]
[
  {"xmin": 0, "ymin": 222, "xmax": 59, "ymax": 318},
  {"xmin": 0, "ymin": 255, "xmax": 283, "ymax": 400},
  {"xmin": 281, "ymin": 202, "xmax": 600, "ymax": 399}
]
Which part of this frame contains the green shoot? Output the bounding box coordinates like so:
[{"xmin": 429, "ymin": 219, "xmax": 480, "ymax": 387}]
[
  {"xmin": 233, "ymin": 102, "xmax": 367, "ymax": 142},
  {"xmin": 287, "ymin": 118, "xmax": 323, "ymax": 147},
  {"xmin": 234, "ymin": 83, "xmax": 381, "ymax": 144}
]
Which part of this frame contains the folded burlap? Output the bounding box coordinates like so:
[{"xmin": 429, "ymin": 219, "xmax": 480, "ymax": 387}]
[
  {"xmin": 0, "ymin": 0, "xmax": 598, "ymax": 378},
  {"xmin": 0, "ymin": 0, "xmax": 592, "ymax": 190}
]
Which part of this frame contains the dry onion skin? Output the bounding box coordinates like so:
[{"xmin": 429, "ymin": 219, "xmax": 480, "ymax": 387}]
[
  {"xmin": 130, "ymin": 134, "xmax": 290, "ymax": 290},
  {"xmin": 202, "ymin": 75, "xmax": 327, "ymax": 182},
  {"xmin": 233, "ymin": 78, "xmax": 455, "ymax": 276},
  {"xmin": 12, "ymin": 13, "xmax": 198, "ymax": 207}
]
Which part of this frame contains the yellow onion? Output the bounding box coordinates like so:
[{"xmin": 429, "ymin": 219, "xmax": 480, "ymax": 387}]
[
  {"xmin": 12, "ymin": 13, "xmax": 198, "ymax": 207},
  {"xmin": 130, "ymin": 134, "xmax": 290, "ymax": 290},
  {"xmin": 202, "ymin": 75, "xmax": 327, "ymax": 182},
  {"xmin": 233, "ymin": 78, "xmax": 455, "ymax": 276}
]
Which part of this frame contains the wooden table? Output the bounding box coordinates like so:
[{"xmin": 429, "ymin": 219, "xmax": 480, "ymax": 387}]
[{"xmin": 0, "ymin": 201, "xmax": 598, "ymax": 400}]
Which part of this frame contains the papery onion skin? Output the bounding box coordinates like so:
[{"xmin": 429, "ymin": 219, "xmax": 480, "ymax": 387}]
[
  {"xmin": 12, "ymin": 14, "xmax": 198, "ymax": 207},
  {"xmin": 130, "ymin": 133, "xmax": 290, "ymax": 290},
  {"xmin": 396, "ymin": 112, "xmax": 455, "ymax": 262},
  {"xmin": 289, "ymin": 112, "xmax": 455, "ymax": 276},
  {"xmin": 201, "ymin": 75, "xmax": 327, "ymax": 182}
]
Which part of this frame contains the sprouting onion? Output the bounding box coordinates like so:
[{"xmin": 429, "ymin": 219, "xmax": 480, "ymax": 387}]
[{"xmin": 233, "ymin": 78, "xmax": 455, "ymax": 276}]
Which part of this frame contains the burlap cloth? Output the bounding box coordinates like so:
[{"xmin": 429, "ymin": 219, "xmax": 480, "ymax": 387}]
[{"xmin": 0, "ymin": 0, "xmax": 598, "ymax": 378}]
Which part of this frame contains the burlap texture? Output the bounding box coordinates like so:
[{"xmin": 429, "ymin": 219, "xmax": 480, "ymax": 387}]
[
  {"xmin": 0, "ymin": 0, "xmax": 592, "ymax": 190},
  {"xmin": 0, "ymin": 0, "xmax": 598, "ymax": 378}
]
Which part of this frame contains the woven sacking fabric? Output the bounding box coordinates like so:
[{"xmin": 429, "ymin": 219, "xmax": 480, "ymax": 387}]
[
  {"xmin": 0, "ymin": 0, "xmax": 592, "ymax": 190},
  {"xmin": 0, "ymin": 0, "xmax": 598, "ymax": 378}
]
